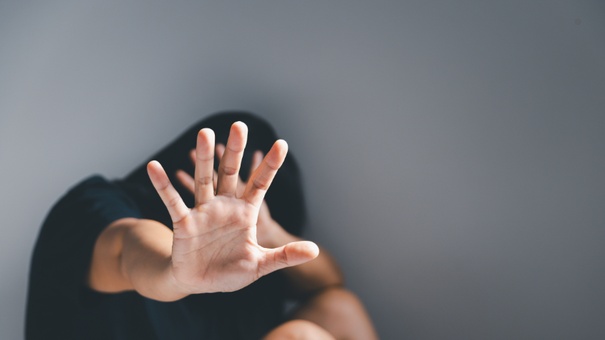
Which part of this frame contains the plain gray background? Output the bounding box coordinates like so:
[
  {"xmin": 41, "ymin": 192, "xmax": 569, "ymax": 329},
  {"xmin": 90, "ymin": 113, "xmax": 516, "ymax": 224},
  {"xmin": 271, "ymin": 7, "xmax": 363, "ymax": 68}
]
[{"xmin": 1, "ymin": 1, "xmax": 604, "ymax": 339}]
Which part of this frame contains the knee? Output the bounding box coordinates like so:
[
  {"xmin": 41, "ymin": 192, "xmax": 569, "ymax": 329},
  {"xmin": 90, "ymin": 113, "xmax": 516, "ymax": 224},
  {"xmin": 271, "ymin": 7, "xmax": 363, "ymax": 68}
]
[
  {"xmin": 263, "ymin": 320, "xmax": 334, "ymax": 340},
  {"xmin": 293, "ymin": 287, "xmax": 378, "ymax": 340},
  {"xmin": 309, "ymin": 287, "xmax": 366, "ymax": 318}
]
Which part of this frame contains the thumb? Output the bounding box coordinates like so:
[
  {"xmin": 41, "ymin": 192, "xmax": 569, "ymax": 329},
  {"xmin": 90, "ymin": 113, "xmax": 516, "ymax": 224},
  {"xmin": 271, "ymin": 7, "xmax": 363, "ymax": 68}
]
[{"xmin": 258, "ymin": 241, "xmax": 319, "ymax": 277}]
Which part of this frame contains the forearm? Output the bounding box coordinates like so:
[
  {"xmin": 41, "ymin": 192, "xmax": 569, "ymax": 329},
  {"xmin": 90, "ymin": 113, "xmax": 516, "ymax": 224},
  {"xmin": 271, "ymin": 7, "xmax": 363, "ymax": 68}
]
[
  {"xmin": 88, "ymin": 218, "xmax": 187, "ymax": 302},
  {"xmin": 267, "ymin": 225, "xmax": 344, "ymax": 294}
]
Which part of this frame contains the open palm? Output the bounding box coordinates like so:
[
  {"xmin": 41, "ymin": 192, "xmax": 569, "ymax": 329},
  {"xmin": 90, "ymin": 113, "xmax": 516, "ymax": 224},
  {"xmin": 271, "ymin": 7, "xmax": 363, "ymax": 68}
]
[{"xmin": 146, "ymin": 122, "xmax": 318, "ymax": 294}]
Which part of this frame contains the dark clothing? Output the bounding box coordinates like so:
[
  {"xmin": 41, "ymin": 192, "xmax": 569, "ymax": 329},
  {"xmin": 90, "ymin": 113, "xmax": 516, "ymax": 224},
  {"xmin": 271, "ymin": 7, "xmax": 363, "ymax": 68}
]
[{"xmin": 26, "ymin": 112, "xmax": 306, "ymax": 340}]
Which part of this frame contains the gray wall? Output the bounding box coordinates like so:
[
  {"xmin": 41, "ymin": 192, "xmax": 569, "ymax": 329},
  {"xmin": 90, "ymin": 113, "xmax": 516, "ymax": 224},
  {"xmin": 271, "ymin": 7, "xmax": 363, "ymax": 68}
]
[{"xmin": 1, "ymin": 1, "xmax": 604, "ymax": 339}]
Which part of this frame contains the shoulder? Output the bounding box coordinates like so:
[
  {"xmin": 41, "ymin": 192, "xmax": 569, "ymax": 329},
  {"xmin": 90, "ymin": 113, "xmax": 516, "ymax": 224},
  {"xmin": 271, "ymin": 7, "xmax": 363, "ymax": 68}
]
[
  {"xmin": 58, "ymin": 175, "xmax": 140, "ymax": 217},
  {"xmin": 26, "ymin": 176, "xmax": 144, "ymax": 338},
  {"xmin": 64, "ymin": 175, "xmax": 127, "ymax": 200},
  {"xmin": 35, "ymin": 175, "xmax": 142, "ymax": 249},
  {"xmin": 31, "ymin": 174, "xmax": 143, "ymax": 275}
]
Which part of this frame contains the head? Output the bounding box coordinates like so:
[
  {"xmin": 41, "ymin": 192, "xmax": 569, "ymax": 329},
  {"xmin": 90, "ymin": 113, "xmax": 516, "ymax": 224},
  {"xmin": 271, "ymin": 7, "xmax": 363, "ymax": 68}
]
[{"xmin": 122, "ymin": 111, "xmax": 307, "ymax": 235}]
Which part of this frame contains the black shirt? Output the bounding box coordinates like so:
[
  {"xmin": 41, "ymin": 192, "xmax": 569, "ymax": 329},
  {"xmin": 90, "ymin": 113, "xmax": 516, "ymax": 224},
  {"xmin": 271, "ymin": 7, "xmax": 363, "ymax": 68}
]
[
  {"xmin": 26, "ymin": 112, "xmax": 307, "ymax": 339},
  {"xmin": 26, "ymin": 175, "xmax": 287, "ymax": 340}
]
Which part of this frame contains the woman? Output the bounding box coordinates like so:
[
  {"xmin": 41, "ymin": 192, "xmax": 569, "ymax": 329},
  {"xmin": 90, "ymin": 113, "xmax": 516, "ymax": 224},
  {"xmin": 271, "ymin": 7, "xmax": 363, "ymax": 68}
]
[{"xmin": 26, "ymin": 112, "xmax": 377, "ymax": 339}]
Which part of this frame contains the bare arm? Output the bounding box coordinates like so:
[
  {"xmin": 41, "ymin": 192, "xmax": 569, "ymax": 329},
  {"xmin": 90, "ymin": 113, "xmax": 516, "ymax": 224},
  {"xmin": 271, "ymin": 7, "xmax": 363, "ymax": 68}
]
[
  {"xmin": 88, "ymin": 217, "xmax": 185, "ymax": 301},
  {"xmin": 263, "ymin": 221, "xmax": 344, "ymax": 294},
  {"xmin": 87, "ymin": 122, "xmax": 319, "ymax": 302}
]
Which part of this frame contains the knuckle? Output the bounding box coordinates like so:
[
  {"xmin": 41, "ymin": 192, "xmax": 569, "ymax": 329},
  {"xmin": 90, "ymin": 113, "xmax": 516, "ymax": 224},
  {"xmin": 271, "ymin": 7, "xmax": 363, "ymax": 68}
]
[
  {"xmin": 265, "ymin": 161, "xmax": 280, "ymax": 171},
  {"xmin": 196, "ymin": 176, "xmax": 213, "ymax": 186},
  {"xmin": 275, "ymin": 248, "xmax": 288, "ymax": 266},
  {"xmin": 166, "ymin": 195, "xmax": 181, "ymax": 208},
  {"xmin": 253, "ymin": 177, "xmax": 269, "ymax": 191},
  {"xmin": 221, "ymin": 165, "xmax": 238, "ymax": 176}
]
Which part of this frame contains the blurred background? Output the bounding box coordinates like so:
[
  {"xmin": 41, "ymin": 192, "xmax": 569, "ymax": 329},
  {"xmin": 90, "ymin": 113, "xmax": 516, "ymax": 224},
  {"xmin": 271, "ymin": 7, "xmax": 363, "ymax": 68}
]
[{"xmin": 1, "ymin": 1, "xmax": 604, "ymax": 338}]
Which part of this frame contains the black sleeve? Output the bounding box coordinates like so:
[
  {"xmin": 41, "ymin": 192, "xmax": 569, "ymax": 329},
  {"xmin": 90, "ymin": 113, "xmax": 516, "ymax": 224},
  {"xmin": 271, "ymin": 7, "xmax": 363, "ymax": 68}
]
[{"xmin": 26, "ymin": 175, "xmax": 142, "ymax": 339}]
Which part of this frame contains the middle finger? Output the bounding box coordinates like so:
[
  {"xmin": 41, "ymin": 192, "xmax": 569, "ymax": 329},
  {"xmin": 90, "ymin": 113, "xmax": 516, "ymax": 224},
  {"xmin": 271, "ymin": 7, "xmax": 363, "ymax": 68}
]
[{"xmin": 216, "ymin": 121, "xmax": 247, "ymax": 196}]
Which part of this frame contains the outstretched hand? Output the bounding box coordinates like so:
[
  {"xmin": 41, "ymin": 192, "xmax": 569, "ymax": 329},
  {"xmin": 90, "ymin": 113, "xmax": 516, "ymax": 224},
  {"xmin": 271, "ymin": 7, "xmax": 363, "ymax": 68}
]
[
  {"xmin": 146, "ymin": 122, "xmax": 319, "ymax": 295},
  {"xmin": 176, "ymin": 143, "xmax": 286, "ymax": 248}
]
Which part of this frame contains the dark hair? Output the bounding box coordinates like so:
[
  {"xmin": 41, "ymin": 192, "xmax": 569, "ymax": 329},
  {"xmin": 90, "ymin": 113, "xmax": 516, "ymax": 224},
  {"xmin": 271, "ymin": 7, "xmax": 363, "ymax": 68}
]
[{"xmin": 118, "ymin": 111, "xmax": 306, "ymax": 236}]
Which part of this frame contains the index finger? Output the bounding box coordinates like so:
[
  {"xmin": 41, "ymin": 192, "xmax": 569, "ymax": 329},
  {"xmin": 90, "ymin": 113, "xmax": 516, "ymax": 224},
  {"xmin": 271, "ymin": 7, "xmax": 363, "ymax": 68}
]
[
  {"xmin": 243, "ymin": 140, "xmax": 288, "ymax": 207},
  {"xmin": 148, "ymin": 161, "xmax": 189, "ymax": 223}
]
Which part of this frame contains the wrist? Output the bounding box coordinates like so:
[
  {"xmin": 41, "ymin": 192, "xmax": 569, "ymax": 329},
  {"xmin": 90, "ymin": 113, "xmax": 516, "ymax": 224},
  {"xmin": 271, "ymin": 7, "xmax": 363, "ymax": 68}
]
[
  {"xmin": 120, "ymin": 220, "xmax": 190, "ymax": 302},
  {"xmin": 160, "ymin": 261, "xmax": 192, "ymax": 301}
]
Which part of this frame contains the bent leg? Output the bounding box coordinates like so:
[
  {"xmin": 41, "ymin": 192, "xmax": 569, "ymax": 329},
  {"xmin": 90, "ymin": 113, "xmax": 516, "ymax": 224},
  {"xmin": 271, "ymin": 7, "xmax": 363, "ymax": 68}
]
[
  {"xmin": 292, "ymin": 287, "xmax": 379, "ymax": 340},
  {"xmin": 263, "ymin": 320, "xmax": 335, "ymax": 340}
]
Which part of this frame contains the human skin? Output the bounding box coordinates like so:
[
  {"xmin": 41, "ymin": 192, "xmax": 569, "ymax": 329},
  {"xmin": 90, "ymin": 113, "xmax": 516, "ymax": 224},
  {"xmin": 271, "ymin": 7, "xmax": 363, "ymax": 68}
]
[
  {"xmin": 88, "ymin": 122, "xmax": 319, "ymax": 301},
  {"xmin": 176, "ymin": 141, "xmax": 379, "ymax": 340},
  {"xmin": 175, "ymin": 144, "xmax": 344, "ymax": 294},
  {"xmin": 88, "ymin": 121, "xmax": 378, "ymax": 339}
]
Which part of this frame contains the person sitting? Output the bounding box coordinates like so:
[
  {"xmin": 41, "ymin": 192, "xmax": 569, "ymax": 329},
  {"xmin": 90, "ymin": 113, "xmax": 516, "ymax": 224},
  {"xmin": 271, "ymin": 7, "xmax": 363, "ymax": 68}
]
[{"xmin": 26, "ymin": 112, "xmax": 378, "ymax": 339}]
